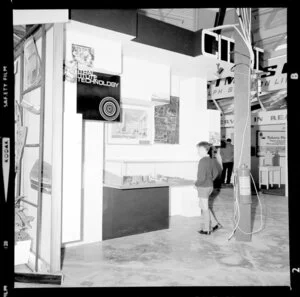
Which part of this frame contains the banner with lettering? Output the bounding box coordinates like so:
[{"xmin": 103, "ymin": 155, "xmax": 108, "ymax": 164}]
[
  {"xmin": 221, "ymin": 109, "xmax": 287, "ymax": 128},
  {"xmin": 208, "ymin": 56, "xmax": 287, "ymax": 100},
  {"xmin": 209, "ymin": 88, "xmax": 286, "ymax": 114}
]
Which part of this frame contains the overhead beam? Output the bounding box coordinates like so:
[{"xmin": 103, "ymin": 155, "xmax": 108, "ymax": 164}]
[
  {"xmin": 133, "ymin": 14, "xmax": 194, "ymax": 56},
  {"xmin": 70, "ymin": 9, "xmax": 137, "ymax": 37}
]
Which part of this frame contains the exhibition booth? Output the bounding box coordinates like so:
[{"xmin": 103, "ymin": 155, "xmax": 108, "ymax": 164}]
[
  {"xmin": 14, "ymin": 11, "xmax": 227, "ymax": 273},
  {"xmin": 207, "ymin": 55, "xmax": 287, "ymax": 195},
  {"xmin": 10, "ymin": 8, "xmax": 289, "ymax": 288},
  {"xmin": 14, "ymin": 9, "xmax": 286, "ymax": 279}
]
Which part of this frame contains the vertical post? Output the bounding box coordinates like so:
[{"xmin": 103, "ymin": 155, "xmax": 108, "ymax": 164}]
[
  {"xmin": 50, "ymin": 23, "xmax": 64, "ymax": 273},
  {"xmin": 17, "ymin": 52, "xmax": 24, "ymax": 197},
  {"xmin": 285, "ymin": 120, "xmax": 288, "ymax": 197},
  {"xmin": 233, "ymin": 9, "xmax": 252, "ymax": 242},
  {"xmin": 35, "ymin": 25, "xmax": 47, "ymax": 271},
  {"xmin": 103, "ymin": 123, "xmax": 106, "ymax": 183}
]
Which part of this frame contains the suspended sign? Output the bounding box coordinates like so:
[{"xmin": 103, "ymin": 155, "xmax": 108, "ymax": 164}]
[
  {"xmin": 221, "ymin": 109, "xmax": 287, "ymax": 128},
  {"xmin": 77, "ymin": 70, "xmax": 121, "ymax": 122},
  {"xmin": 199, "ymin": 29, "xmax": 263, "ymax": 67},
  {"xmin": 208, "ymin": 56, "xmax": 287, "ymax": 100}
]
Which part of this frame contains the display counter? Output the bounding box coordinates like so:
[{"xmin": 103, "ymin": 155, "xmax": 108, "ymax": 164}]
[
  {"xmin": 102, "ymin": 159, "xmax": 200, "ymax": 240},
  {"xmin": 103, "ymin": 178, "xmax": 195, "ymax": 190},
  {"xmin": 103, "ymin": 185, "xmax": 169, "ymax": 240},
  {"xmin": 104, "ymin": 158, "xmax": 198, "ymax": 187}
]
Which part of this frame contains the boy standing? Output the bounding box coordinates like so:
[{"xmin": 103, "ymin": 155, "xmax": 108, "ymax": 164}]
[{"xmin": 195, "ymin": 142, "xmax": 222, "ymax": 235}]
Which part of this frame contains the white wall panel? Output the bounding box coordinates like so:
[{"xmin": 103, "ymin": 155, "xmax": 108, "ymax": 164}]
[
  {"xmin": 65, "ymin": 22, "xmax": 122, "ymax": 75},
  {"xmin": 82, "ymin": 121, "xmax": 104, "ymax": 243},
  {"xmin": 63, "ymin": 22, "xmax": 119, "ymax": 244},
  {"xmin": 62, "ymin": 113, "xmax": 83, "ymax": 243},
  {"xmin": 121, "ymin": 56, "xmax": 170, "ymax": 102},
  {"xmin": 13, "ymin": 9, "xmax": 68, "ymax": 25}
]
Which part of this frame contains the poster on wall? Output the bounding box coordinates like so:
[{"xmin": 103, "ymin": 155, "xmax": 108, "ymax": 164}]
[
  {"xmin": 209, "ymin": 131, "xmax": 221, "ymax": 146},
  {"xmin": 154, "ymin": 96, "xmax": 179, "ymax": 144},
  {"xmin": 77, "ymin": 71, "xmax": 121, "ymax": 122},
  {"xmin": 64, "ymin": 44, "xmax": 94, "ymax": 83},
  {"xmin": 23, "ymin": 36, "xmax": 41, "ymax": 91},
  {"xmin": 256, "ymin": 130, "xmax": 286, "ymax": 157},
  {"xmin": 72, "ymin": 44, "xmax": 94, "ymax": 68},
  {"xmin": 106, "ymin": 105, "xmax": 152, "ymax": 145}
]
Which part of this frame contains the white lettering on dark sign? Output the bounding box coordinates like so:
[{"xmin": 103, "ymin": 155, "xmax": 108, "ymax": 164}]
[
  {"xmin": 3, "ymin": 66, "xmax": 8, "ymax": 108},
  {"xmin": 2, "ymin": 138, "xmax": 10, "ymax": 203},
  {"xmin": 77, "ymin": 69, "xmax": 119, "ymax": 88}
]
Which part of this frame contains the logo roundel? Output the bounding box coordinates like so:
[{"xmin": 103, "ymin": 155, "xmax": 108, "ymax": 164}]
[{"xmin": 99, "ymin": 96, "xmax": 120, "ymax": 121}]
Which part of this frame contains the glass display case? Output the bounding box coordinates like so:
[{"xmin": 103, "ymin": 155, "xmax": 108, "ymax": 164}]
[{"xmin": 103, "ymin": 159, "xmax": 198, "ymax": 189}]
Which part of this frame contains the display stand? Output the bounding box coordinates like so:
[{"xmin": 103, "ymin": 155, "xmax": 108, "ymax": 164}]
[{"xmin": 14, "ymin": 24, "xmax": 63, "ymax": 285}]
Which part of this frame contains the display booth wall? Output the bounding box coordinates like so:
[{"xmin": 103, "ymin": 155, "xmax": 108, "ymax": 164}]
[
  {"xmin": 62, "ymin": 21, "xmax": 219, "ymax": 246},
  {"xmin": 221, "ymin": 110, "xmax": 287, "ymax": 188}
]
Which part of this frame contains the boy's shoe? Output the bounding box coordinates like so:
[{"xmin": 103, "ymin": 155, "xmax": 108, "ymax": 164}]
[
  {"xmin": 212, "ymin": 223, "xmax": 223, "ymax": 232},
  {"xmin": 198, "ymin": 230, "xmax": 211, "ymax": 235}
]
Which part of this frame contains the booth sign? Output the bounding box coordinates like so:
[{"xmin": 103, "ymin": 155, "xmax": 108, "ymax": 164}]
[
  {"xmin": 77, "ymin": 70, "xmax": 121, "ymax": 122},
  {"xmin": 221, "ymin": 110, "xmax": 287, "ymax": 128},
  {"xmin": 208, "ymin": 56, "xmax": 287, "ymax": 100}
]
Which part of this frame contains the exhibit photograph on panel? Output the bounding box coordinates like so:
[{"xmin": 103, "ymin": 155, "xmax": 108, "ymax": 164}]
[{"xmin": 107, "ymin": 104, "xmax": 152, "ymax": 144}]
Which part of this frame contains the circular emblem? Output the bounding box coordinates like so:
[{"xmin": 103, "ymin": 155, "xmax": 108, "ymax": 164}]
[{"xmin": 99, "ymin": 96, "xmax": 120, "ymax": 121}]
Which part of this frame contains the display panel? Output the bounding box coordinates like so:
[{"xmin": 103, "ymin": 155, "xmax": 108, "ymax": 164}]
[
  {"xmin": 154, "ymin": 96, "xmax": 179, "ymax": 144},
  {"xmin": 256, "ymin": 130, "xmax": 286, "ymax": 157},
  {"xmin": 106, "ymin": 104, "xmax": 152, "ymax": 145}
]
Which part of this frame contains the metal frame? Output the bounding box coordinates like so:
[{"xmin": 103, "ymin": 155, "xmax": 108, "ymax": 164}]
[
  {"xmin": 16, "ymin": 25, "xmax": 47, "ymax": 273},
  {"xmin": 14, "ymin": 24, "xmax": 54, "ymax": 59},
  {"xmin": 212, "ymin": 98, "xmax": 224, "ymax": 115},
  {"xmin": 16, "ymin": 51, "xmax": 24, "ymax": 197},
  {"xmin": 35, "ymin": 24, "xmax": 47, "ymax": 272},
  {"xmin": 255, "ymin": 73, "xmax": 266, "ymax": 111},
  {"xmin": 14, "ymin": 21, "xmax": 65, "ymax": 282}
]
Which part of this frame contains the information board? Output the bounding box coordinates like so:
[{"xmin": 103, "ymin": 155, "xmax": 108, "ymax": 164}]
[
  {"xmin": 154, "ymin": 96, "xmax": 179, "ymax": 144},
  {"xmin": 256, "ymin": 130, "xmax": 286, "ymax": 157}
]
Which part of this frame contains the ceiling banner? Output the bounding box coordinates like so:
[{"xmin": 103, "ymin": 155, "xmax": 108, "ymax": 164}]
[
  {"xmin": 208, "ymin": 56, "xmax": 287, "ymax": 100},
  {"xmin": 221, "ymin": 109, "xmax": 287, "ymax": 128}
]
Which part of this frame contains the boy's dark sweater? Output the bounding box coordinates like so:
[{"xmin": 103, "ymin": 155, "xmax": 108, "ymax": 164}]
[{"xmin": 195, "ymin": 156, "xmax": 220, "ymax": 187}]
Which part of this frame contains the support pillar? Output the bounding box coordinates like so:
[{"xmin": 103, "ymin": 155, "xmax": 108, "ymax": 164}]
[
  {"xmin": 233, "ymin": 9, "xmax": 252, "ymax": 242},
  {"xmin": 50, "ymin": 23, "xmax": 64, "ymax": 273}
]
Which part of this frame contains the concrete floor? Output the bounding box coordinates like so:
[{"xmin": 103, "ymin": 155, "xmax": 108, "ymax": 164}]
[{"xmin": 15, "ymin": 188, "xmax": 290, "ymax": 287}]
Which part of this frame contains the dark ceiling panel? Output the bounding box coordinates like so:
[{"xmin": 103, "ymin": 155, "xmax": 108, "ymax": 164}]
[
  {"xmin": 133, "ymin": 14, "xmax": 195, "ymax": 56},
  {"xmin": 70, "ymin": 9, "xmax": 137, "ymax": 37}
]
